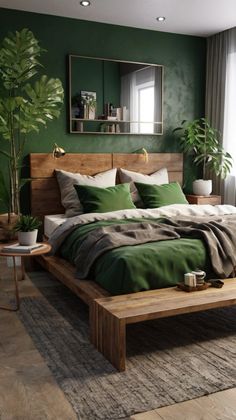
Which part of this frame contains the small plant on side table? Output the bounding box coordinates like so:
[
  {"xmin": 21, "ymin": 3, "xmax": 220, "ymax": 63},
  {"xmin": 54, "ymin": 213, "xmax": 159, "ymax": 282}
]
[{"xmin": 14, "ymin": 215, "xmax": 42, "ymax": 245}]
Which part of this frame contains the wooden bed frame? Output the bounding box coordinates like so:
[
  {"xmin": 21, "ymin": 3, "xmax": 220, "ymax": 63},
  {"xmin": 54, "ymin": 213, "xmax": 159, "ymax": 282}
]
[
  {"xmin": 30, "ymin": 152, "xmax": 183, "ymax": 304},
  {"xmin": 30, "ymin": 153, "xmax": 236, "ymax": 371}
]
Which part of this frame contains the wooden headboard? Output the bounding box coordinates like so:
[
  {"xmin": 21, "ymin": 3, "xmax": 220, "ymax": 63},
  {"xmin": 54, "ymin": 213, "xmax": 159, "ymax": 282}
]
[{"xmin": 30, "ymin": 153, "xmax": 183, "ymax": 217}]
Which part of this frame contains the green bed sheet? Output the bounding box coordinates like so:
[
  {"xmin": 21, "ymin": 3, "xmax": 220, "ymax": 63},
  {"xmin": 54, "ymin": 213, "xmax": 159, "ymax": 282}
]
[{"xmin": 59, "ymin": 217, "xmax": 214, "ymax": 295}]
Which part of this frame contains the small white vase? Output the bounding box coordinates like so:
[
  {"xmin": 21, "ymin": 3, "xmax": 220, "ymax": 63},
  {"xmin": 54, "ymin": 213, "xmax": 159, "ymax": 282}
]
[
  {"xmin": 18, "ymin": 229, "xmax": 38, "ymax": 246},
  {"xmin": 192, "ymin": 179, "xmax": 212, "ymax": 196}
]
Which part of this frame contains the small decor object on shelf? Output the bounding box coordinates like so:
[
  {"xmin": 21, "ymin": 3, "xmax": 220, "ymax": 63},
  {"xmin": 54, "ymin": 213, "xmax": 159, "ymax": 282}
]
[
  {"xmin": 173, "ymin": 118, "xmax": 233, "ymax": 196},
  {"xmin": 81, "ymin": 90, "xmax": 96, "ymax": 119},
  {"xmin": 14, "ymin": 215, "xmax": 42, "ymax": 246}
]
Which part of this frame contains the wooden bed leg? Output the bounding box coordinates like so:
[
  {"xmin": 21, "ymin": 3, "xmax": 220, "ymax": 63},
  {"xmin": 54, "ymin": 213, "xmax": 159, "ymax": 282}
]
[{"xmin": 90, "ymin": 300, "xmax": 126, "ymax": 372}]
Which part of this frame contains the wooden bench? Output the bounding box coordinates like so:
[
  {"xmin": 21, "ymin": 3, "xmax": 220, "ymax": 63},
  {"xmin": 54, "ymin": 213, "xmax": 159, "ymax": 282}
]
[{"xmin": 90, "ymin": 279, "xmax": 236, "ymax": 371}]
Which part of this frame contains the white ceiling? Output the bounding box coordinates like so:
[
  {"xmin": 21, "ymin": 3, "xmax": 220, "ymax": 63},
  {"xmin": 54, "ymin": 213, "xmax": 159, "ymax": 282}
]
[{"xmin": 1, "ymin": 0, "xmax": 236, "ymax": 37}]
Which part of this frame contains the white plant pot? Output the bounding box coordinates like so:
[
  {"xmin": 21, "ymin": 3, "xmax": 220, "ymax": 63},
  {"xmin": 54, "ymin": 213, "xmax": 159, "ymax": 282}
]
[
  {"xmin": 192, "ymin": 179, "xmax": 212, "ymax": 196},
  {"xmin": 18, "ymin": 229, "xmax": 38, "ymax": 246}
]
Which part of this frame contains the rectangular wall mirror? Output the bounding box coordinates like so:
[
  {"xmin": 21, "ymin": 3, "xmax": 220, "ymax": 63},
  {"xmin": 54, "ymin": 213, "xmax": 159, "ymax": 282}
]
[{"xmin": 69, "ymin": 55, "xmax": 163, "ymax": 135}]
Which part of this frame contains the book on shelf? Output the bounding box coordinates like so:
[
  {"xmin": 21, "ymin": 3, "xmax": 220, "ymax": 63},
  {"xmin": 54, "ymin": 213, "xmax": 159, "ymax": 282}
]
[
  {"xmin": 107, "ymin": 116, "xmax": 117, "ymax": 121},
  {"xmin": 2, "ymin": 243, "xmax": 46, "ymax": 254}
]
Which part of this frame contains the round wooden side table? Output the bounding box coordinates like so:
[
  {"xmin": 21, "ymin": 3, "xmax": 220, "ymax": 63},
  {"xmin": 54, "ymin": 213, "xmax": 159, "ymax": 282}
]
[{"xmin": 0, "ymin": 242, "xmax": 51, "ymax": 311}]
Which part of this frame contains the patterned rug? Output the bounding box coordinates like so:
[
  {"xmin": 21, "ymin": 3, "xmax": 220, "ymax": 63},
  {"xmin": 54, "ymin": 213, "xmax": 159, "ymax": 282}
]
[{"xmin": 18, "ymin": 271, "xmax": 236, "ymax": 420}]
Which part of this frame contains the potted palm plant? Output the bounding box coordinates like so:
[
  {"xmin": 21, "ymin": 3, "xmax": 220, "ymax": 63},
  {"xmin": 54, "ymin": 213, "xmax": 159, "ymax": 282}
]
[
  {"xmin": 173, "ymin": 118, "xmax": 233, "ymax": 195},
  {"xmin": 14, "ymin": 215, "xmax": 42, "ymax": 245},
  {"xmin": 0, "ymin": 28, "xmax": 64, "ymax": 225}
]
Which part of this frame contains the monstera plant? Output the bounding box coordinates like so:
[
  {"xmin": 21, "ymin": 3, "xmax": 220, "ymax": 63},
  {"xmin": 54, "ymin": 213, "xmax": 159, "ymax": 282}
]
[{"xmin": 0, "ymin": 28, "xmax": 64, "ymax": 219}]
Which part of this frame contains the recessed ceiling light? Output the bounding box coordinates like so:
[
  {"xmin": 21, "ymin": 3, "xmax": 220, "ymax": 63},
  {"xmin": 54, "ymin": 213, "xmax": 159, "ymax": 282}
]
[
  {"xmin": 156, "ymin": 16, "xmax": 166, "ymax": 22},
  {"xmin": 80, "ymin": 0, "xmax": 91, "ymax": 6}
]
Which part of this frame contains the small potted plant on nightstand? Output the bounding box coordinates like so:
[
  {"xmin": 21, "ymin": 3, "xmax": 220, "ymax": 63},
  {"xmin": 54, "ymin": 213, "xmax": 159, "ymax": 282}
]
[
  {"xmin": 173, "ymin": 118, "xmax": 233, "ymax": 195},
  {"xmin": 14, "ymin": 215, "xmax": 42, "ymax": 246}
]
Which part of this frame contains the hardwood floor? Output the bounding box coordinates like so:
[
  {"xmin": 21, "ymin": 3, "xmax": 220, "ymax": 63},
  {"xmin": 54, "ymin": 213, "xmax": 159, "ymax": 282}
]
[
  {"xmin": 131, "ymin": 388, "xmax": 236, "ymax": 419},
  {"xmin": 0, "ymin": 257, "xmax": 77, "ymax": 420},
  {"xmin": 0, "ymin": 257, "xmax": 236, "ymax": 420}
]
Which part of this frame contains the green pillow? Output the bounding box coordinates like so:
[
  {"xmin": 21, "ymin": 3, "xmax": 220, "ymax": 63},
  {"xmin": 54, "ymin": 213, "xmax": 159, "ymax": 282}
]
[
  {"xmin": 135, "ymin": 182, "xmax": 188, "ymax": 208},
  {"xmin": 74, "ymin": 183, "xmax": 136, "ymax": 213}
]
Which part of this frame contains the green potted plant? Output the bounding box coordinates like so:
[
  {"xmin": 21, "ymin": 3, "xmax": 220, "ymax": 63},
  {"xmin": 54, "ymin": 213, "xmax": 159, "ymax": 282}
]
[
  {"xmin": 14, "ymin": 215, "xmax": 42, "ymax": 245},
  {"xmin": 173, "ymin": 118, "xmax": 233, "ymax": 195},
  {"xmin": 0, "ymin": 28, "xmax": 64, "ymax": 220}
]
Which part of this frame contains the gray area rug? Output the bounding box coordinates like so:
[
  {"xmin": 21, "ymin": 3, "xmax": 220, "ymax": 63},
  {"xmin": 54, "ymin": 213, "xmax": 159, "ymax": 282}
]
[{"xmin": 18, "ymin": 271, "xmax": 236, "ymax": 420}]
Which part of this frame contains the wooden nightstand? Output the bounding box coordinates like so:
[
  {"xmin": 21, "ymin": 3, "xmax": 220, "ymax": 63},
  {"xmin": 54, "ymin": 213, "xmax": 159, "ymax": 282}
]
[
  {"xmin": 0, "ymin": 242, "xmax": 51, "ymax": 311},
  {"xmin": 186, "ymin": 195, "xmax": 221, "ymax": 205}
]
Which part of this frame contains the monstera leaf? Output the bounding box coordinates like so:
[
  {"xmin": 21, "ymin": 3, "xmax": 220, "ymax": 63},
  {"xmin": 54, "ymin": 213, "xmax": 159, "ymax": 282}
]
[
  {"xmin": 21, "ymin": 75, "xmax": 64, "ymax": 132},
  {"xmin": 0, "ymin": 28, "xmax": 42, "ymax": 90}
]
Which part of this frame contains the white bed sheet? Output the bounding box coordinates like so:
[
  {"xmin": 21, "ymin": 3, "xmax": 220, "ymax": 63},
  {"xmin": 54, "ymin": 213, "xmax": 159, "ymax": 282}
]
[{"xmin": 44, "ymin": 214, "xmax": 67, "ymax": 237}]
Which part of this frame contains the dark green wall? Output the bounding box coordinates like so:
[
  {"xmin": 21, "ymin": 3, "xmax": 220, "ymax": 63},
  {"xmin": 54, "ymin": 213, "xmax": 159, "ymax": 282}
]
[{"xmin": 0, "ymin": 7, "xmax": 206, "ymax": 206}]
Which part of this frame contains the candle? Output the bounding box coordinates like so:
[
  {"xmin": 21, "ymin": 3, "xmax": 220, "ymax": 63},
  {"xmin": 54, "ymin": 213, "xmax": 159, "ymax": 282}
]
[{"xmin": 184, "ymin": 273, "xmax": 197, "ymax": 287}]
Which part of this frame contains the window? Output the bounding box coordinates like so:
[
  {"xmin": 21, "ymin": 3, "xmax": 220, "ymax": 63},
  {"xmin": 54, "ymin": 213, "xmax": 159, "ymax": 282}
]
[
  {"xmin": 120, "ymin": 65, "xmax": 161, "ymax": 134},
  {"xmin": 137, "ymin": 84, "xmax": 155, "ymax": 134}
]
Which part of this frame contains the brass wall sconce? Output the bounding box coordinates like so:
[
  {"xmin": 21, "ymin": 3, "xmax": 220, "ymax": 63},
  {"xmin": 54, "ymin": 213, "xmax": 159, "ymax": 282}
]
[
  {"xmin": 133, "ymin": 147, "xmax": 149, "ymax": 163},
  {"xmin": 52, "ymin": 143, "xmax": 66, "ymax": 158}
]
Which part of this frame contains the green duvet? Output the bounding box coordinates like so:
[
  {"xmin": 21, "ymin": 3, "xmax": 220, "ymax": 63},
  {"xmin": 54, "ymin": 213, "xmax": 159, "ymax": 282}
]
[{"xmin": 59, "ymin": 217, "xmax": 214, "ymax": 295}]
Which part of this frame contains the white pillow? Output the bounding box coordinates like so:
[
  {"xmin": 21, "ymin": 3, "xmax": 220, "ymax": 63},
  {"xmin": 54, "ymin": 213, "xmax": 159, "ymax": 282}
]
[
  {"xmin": 119, "ymin": 167, "xmax": 169, "ymax": 203},
  {"xmin": 56, "ymin": 168, "xmax": 117, "ymax": 217}
]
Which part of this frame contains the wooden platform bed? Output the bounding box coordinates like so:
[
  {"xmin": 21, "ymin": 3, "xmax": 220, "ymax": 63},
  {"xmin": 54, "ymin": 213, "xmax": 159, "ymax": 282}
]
[
  {"xmin": 30, "ymin": 152, "xmax": 183, "ymax": 305},
  {"xmin": 30, "ymin": 153, "xmax": 236, "ymax": 371}
]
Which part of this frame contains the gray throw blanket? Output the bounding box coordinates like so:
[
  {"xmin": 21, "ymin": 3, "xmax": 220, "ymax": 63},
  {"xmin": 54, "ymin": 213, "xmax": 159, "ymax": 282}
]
[
  {"xmin": 74, "ymin": 222, "xmax": 179, "ymax": 278},
  {"xmin": 74, "ymin": 218, "xmax": 236, "ymax": 279}
]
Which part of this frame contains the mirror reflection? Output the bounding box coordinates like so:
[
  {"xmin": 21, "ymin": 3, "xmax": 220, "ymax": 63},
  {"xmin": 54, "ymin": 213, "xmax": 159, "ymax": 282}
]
[{"xmin": 69, "ymin": 55, "xmax": 163, "ymax": 135}]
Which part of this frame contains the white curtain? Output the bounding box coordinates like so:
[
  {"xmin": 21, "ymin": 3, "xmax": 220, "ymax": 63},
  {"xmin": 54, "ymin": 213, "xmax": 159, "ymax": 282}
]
[
  {"xmin": 205, "ymin": 31, "xmax": 228, "ymax": 196},
  {"xmin": 223, "ymin": 28, "xmax": 236, "ymax": 204},
  {"xmin": 206, "ymin": 27, "xmax": 236, "ymax": 203}
]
